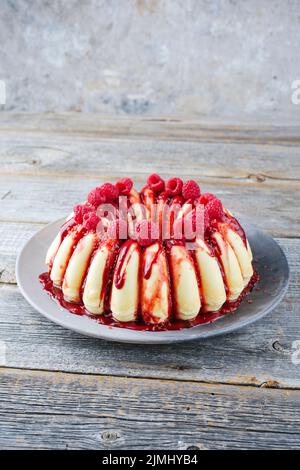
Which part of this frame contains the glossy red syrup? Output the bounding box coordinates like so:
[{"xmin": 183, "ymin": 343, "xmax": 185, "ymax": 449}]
[
  {"xmin": 60, "ymin": 217, "xmax": 78, "ymax": 240},
  {"xmin": 114, "ymin": 240, "xmax": 139, "ymax": 289},
  {"xmin": 40, "ymin": 189, "xmax": 259, "ymax": 331},
  {"xmin": 141, "ymin": 243, "xmax": 172, "ymax": 325},
  {"xmin": 143, "ymin": 243, "xmax": 162, "ymax": 280},
  {"xmin": 223, "ymin": 212, "xmax": 247, "ymax": 247},
  {"xmin": 39, "ymin": 269, "xmax": 259, "ymax": 332}
]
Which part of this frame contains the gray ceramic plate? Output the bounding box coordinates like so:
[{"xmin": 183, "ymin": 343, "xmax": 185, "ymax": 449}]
[{"xmin": 16, "ymin": 217, "xmax": 289, "ymax": 344}]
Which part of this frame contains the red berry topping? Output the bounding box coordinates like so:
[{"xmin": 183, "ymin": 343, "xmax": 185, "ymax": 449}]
[
  {"xmin": 116, "ymin": 177, "xmax": 133, "ymax": 196},
  {"xmin": 87, "ymin": 187, "xmax": 104, "ymax": 207},
  {"xmin": 135, "ymin": 219, "xmax": 159, "ymax": 247},
  {"xmin": 205, "ymin": 197, "xmax": 223, "ymax": 221},
  {"xmin": 147, "ymin": 173, "xmax": 165, "ymax": 193},
  {"xmin": 82, "ymin": 212, "xmax": 100, "ymax": 231},
  {"xmin": 182, "ymin": 180, "xmax": 201, "ymax": 200},
  {"xmin": 74, "ymin": 204, "xmax": 84, "ymax": 224},
  {"xmin": 100, "ymin": 183, "xmax": 119, "ymax": 202},
  {"xmin": 107, "ymin": 219, "xmax": 128, "ymax": 240},
  {"xmin": 199, "ymin": 192, "xmax": 216, "ymax": 206},
  {"xmin": 73, "ymin": 204, "xmax": 93, "ymax": 224},
  {"xmin": 165, "ymin": 177, "xmax": 183, "ymax": 196},
  {"xmin": 170, "ymin": 194, "xmax": 184, "ymax": 206}
]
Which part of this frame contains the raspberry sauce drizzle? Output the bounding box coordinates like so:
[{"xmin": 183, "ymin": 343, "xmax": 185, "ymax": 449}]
[
  {"xmin": 60, "ymin": 217, "xmax": 77, "ymax": 241},
  {"xmin": 143, "ymin": 243, "xmax": 162, "ymax": 280},
  {"xmin": 39, "ymin": 269, "xmax": 259, "ymax": 331},
  {"xmin": 41, "ymin": 183, "xmax": 259, "ymax": 331},
  {"xmin": 114, "ymin": 240, "xmax": 138, "ymax": 289}
]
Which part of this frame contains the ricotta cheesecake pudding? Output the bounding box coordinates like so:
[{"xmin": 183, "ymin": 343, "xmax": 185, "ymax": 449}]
[{"xmin": 40, "ymin": 174, "xmax": 258, "ymax": 330}]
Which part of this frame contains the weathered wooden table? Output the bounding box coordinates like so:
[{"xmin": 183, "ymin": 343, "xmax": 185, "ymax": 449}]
[{"xmin": 0, "ymin": 113, "xmax": 299, "ymax": 450}]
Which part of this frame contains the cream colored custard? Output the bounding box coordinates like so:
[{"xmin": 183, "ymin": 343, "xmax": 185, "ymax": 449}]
[
  {"xmin": 213, "ymin": 232, "xmax": 244, "ymax": 301},
  {"xmin": 45, "ymin": 232, "xmax": 61, "ymax": 268},
  {"xmin": 224, "ymin": 227, "xmax": 254, "ymax": 286},
  {"xmin": 62, "ymin": 233, "xmax": 97, "ymax": 303},
  {"xmin": 50, "ymin": 231, "xmax": 81, "ymax": 287},
  {"xmin": 110, "ymin": 241, "xmax": 141, "ymax": 322},
  {"xmin": 83, "ymin": 239, "xmax": 118, "ymax": 314},
  {"xmin": 169, "ymin": 244, "xmax": 201, "ymax": 320},
  {"xmin": 141, "ymin": 243, "xmax": 170, "ymax": 323},
  {"xmin": 194, "ymin": 238, "xmax": 226, "ymax": 312},
  {"xmin": 43, "ymin": 176, "xmax": 258, "ymax": 328}
]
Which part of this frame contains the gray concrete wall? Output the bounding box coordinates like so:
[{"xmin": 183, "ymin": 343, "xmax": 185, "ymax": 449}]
[{"xmin": 0, "ymin": 0, "xmax": 299, "ymax": 118}]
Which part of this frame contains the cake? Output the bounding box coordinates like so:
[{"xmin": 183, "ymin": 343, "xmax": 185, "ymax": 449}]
[{"xmin": 40, "ymin": 174, "xmax": 258, "ymax": 329}]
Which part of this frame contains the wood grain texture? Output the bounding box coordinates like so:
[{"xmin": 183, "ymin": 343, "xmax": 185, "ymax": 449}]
[
  {"xmin": 0, "ymin": 113, "xmax": 299, "ymax": 450},
  {"xmin": 1, "ymin": 368, "xmax": 300, "ymax": 450},
  {"xmin": 0, "ymin": 222, "xmax": 44, "ymax": 283},
  {"xmin": 0, "ymin": 280, "xmax": 298, "ymax": 388},
  {"xmin": 0, "ymin": 235, "xmax": 298, "ymax": 388},
  {"xmin": 1, "ymin": 112, "xmax": 300, "ymax": 143},
  {"xmin": 0, "ymin": 113, "xmax": 298, "ymax": 237},
  {"xmin": 0, "ymin": 131, "xmax": 299, "ymax": 186}
]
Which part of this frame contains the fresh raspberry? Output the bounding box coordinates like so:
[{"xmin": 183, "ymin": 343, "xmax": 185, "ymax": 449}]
[
  {"xmin": 135, "ymin": 220, "xmax": 159, "ymax": 247},
  {"xmin": 99, "ymin": 183, "xmax": 119, "ymax": 202},
  {"xmin": 107, "ymin": 219, "xmax": 128, "ymax": 240},
  {"xmin": 170, "ymin": 195, "xmax": 184, "ymax": 207},
  {"xmin": 73, "ymin": 204, "xmax": 93, "ymax": 224},
  {"xmin": 116, "ymin": 177, "xmax": 133, "ymax": 196},
  {"xmin": 147, "ymin": 173, "xmax": 165, "ymax": 193},
  {"xmin": 82, "ymin": 212, "xmax": 100, "ymax": 231},
  {"xmin": 205, "ymin": 197, "xmax": 223, "ymax": 222},
  {"xmin": 182, "ymin": 180, "xmax": 201, "ymax": 200},
  {"xmin": 199, "ymin": 192, "xmax": 216, "ymax": 206},
  {"xmin": 165, "ymin": 177, "xmax": 183, "ymax": 196},
  {"xmin": 87, "ymin": 187, "xmax": 104, "ymax": 207}
]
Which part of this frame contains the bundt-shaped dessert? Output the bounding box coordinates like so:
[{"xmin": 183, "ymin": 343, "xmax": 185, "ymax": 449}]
[{"xmin": 40, "ymin": 174, "xmax": 258, "ymax": 329}]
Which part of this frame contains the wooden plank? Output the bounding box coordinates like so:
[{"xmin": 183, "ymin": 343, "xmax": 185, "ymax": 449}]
[
  {"xmin": 0, "ymin": 175, "xmax": 298, "ymax": 237},
  {"xmin": 0, "ymin": 236, "xmax": 298, "ymax": 388},
  {"xmin": 1, "ymin": 112, "xmax": 300, "ymax": 144},
  {"xmin": 0, "ymin": 282, "xmax": 298, "ymax": 388},
  {"xmin": 0, "ymin": 368, "xmax": 299, "ymax": 450},
  {"xmin": 0, "ymin": 114, "xmax": 298, "ymax": 451},
  {"xmin": 0, "ymin": 222, "xmax": 44, "ymax": 284},
  {"xmin": 0, "ymin": 128, "xmax": 299, "ymax": 187}
]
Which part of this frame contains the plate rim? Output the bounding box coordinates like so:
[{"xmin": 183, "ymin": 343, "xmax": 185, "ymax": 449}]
[{"xmin": 16, "ymin": 217, "xmax": 290, "ymax": 344}]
